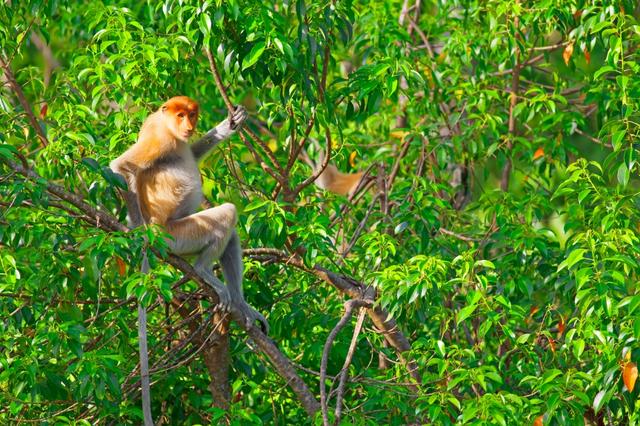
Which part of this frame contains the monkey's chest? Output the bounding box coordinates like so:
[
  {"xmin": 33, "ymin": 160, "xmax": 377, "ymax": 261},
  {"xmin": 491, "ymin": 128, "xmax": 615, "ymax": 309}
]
[{"xmin": 138, "ymin": 157, "xmax": 202, "ymax": 224}]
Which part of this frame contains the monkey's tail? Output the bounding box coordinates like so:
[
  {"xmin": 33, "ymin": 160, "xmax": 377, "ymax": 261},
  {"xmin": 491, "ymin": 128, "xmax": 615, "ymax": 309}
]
[{"xmin": 138, "ymin": 251, "xmax": 154, "ymax": 426}]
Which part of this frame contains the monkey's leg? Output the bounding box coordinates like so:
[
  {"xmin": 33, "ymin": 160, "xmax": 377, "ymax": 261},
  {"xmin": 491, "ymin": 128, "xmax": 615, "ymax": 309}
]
[
  {"xmin": 220, "ymin": 230, "xmax": 269, "ymax": 334},
  {"xmin": 166, "ymin": 203, "xmax": 239, "ymax": 309}
]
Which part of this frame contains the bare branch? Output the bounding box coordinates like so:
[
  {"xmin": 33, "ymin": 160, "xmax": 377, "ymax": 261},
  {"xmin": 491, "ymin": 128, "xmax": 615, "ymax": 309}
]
[
  {"xmin": 320, "ymin": 299, "xmax": 372, "ymax": 426},
  {"xmin": 242, "ymin": 248, "xmax": 423, "ymax": 387},
  {"xmin": 293, "ymin": 127, "xmax": 332, "ymax": 197},
  {"xmin": 334, "ymin": 307, "xmax": 367, "ymax": 424}
]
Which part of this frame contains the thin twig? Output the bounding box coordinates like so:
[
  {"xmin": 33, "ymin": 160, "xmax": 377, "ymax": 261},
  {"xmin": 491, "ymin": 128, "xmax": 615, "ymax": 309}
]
[
  {"xmin": 292, "ymin": 127, "xmax": 332, "ymax": 197},
  {"xmin": 320, "ymin": 299, "xmax": 372, "ymax": 426},
  {"xmin": 574, "ymin": 127, "xmax": 612, "ymax": 149},
  {"xmin": 490, "ymin": 54, "xmax": 545, "ymax": 77},
  {"xmin": 334, "ymin": 307, "xmax": 367, "ymax": 424}
]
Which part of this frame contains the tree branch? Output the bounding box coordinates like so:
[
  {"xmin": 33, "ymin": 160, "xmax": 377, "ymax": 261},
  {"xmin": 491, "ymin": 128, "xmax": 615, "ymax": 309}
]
[
  {"xmin": 204, "ymin": 48, "xmax": 286, "ymax": 183},
  {"xmin": 244, "ymin": 249, "xmax": 423, "ymax": 387},
  {"xmin": 334, "ymin": 307, "xmax": 366, "ymax": 424},
  {"xmin": 320, "ymin": 299, "xmax": 372, "ymax": 426}
]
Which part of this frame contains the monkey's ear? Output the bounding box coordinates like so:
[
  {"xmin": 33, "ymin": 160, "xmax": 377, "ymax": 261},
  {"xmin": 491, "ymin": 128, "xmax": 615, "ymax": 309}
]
[{"xmin": 161, "ymin": 105, "xmax": 168, "ymax": 112}]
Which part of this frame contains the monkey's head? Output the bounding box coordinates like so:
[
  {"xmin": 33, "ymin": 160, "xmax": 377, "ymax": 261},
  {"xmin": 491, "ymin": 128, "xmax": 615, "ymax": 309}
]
[{"xmin": 161, "ymin": 96, "xmax": 199, "ymax": 142}]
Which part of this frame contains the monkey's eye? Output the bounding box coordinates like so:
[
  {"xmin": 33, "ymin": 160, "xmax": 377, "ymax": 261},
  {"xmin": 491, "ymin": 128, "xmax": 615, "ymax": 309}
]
[
  {"xmin": 189, "ymin": 112, "xmax": 196, "ymax": 119},
  {"xmin": 177, "ymin": 112, "xmax": 185, "ymax": 118}
]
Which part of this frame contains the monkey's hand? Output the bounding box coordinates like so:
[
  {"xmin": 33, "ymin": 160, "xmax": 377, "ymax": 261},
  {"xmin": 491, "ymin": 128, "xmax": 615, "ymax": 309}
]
[
  {"xmin": 217, "ymin": 105, "xmax": 248, "ymax": 136},
  {"xmin": 191, "ymin": 106, "xmax": 248, "ymax": 159}
]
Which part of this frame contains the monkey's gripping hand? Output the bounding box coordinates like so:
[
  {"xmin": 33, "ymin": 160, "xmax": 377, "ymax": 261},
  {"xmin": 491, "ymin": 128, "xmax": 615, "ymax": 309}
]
[
  {"xmin": 191, "ymin": 105, "xmax": 248, "ymax": 160},
  {"xmin": 218, "ymin": 105, "xmax": 248, "ymax": 136}
]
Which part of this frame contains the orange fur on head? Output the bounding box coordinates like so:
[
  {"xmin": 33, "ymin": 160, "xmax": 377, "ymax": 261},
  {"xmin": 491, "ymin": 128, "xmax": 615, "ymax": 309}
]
[{"xmin": 161, "ymin": 96, "xmax": 200, "ymax": 142}]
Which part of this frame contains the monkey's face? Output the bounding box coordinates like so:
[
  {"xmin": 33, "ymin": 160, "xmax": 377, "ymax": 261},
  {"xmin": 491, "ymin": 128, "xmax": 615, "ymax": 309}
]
[{"xmin": 162, "ymin": 96, "xmax": 200, "ymax": 142}]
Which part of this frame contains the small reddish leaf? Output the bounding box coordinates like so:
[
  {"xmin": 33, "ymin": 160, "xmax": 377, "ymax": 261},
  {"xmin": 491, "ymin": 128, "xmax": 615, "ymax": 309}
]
[
  {"xmin": 623, "ymin": 362, "xmax": 638, "ymax": 392},
  {"xmin": 529, "ymin": 306, "xmax": 539, "ymax": 316},
  {"xmin": 115, "ymin": 256, "xmax": 126, "ymax": 277},
  {"xmin": 563, "ymin": 42, "xmax": 574, "ymax": 66},
  {"xmin": 573, "ymin": 10, "xmax": 583, "ymax": 19},
  {"xmin": 533, "ymin": 147, "xmax": 545, "ymax": 160},
  {"xmin": 40, "ymin": 103, "xmax": 48, "ymax": 118},
  {"xmin": 557, "ymin": 317, "xmax": 565, "ymax": 338},
  {"xmin": 534, "ymin": 415, "xmax": 544, "ymax": 426},
  {"xmin": 584, "ymin": 49, "xmax": 591, "ymax": 65},
  {"xmin": 547, "ymin": 336, "xmax": 556, "ymax": 353}
]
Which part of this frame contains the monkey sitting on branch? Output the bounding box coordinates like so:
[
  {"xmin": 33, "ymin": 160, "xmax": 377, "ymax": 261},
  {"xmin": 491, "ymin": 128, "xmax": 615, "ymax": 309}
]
[{"xmin": 111, "ymin": 96, "xmax": 268, "ymax": 333}]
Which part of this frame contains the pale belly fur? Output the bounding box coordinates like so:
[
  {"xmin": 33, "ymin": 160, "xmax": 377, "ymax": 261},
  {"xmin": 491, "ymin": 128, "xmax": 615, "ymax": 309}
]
[{"xmin": 138, "ymin": 145, "xmax": 203, "ymax": 224}]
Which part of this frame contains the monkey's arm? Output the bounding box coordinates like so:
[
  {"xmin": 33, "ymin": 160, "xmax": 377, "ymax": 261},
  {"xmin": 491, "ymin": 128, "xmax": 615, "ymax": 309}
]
[
  {"xmin": 191, "ymin": 106, "xmax": 247, "ymax": 160},
  {"xmin": 110, "ymin": 155, "xmax": 145, "ymax": 227}
]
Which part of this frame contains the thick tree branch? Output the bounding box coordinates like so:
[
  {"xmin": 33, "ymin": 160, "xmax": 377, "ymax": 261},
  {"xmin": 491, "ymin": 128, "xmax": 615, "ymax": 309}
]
[{"xmin": 244, "ymin": 249, "xmax": 423, "ymax": 386}]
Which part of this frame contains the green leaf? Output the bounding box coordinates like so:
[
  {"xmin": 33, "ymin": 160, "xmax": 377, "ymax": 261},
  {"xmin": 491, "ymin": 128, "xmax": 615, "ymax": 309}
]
[
  {"xmin": 593, "ymin": 390, "xmax": 606, "ymax": 413},
  {"xmin": 617, "ymin": 163, "xmax": 630, "ymax": 187},
  {"xmin": 242, "ymin": 42, "xmax": 266, "ymax": 70},
  {"xmin": 558, "ymin": 249, "xmax": 586, "ymax": 272},
  {"xmin": 594, "ymin": 65, "xmax": 616, "ymax": 79},
  {"xmin": 457, "ymin": 304, "xmax": 478, "ymax": 325},
  {"xmin": 611, "ymin": 129, "xmax": 626, "ymax": 151}
]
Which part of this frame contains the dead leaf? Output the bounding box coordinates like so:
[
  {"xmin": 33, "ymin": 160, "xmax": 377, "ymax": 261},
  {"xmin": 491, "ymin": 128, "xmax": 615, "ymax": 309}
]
[
  {"xmin": 40, "ymin": 103, "xmax": 48, "ymax": 119},
  {"xmin": 623, "ymin": 361, "xmax": 638, "ymax": 392},
  {"xmin": 534, "ymin": 415, "xmax": 544, "ymax": 426},
  {"xmin": 533, "ymin": 147, "xmax": 545, "ymax": 160},
  {"xmin": 116, "ymin": 256, "xmax": 126, "ymax": 277},
  {"xmin": 563, "ymin": 42, "xmax": 574, "ymax": 66},
  {"xmin": 529, "ymin": 305, "xmax": 539, "ymax": 316},
  {"xmin": 349, "ymin": 151, "xmax": 357, "ymax": 168},
  {"xmin": 584, "ymin": 49, "xmax": 591, "ymax": 65},
  {"xmin": 390, "ymin": 130, "xmax": 409, "ymax": 140}
]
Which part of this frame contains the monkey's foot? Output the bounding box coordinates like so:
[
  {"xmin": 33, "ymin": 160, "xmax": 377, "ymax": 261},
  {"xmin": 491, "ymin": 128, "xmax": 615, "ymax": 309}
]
[
  {"xmin": 211, "ymin": 286, "xmax": 232, "ymax": 312},
  {"xmin": 238, "ymin": 302, "xmax": 269, "ymax": 335}
]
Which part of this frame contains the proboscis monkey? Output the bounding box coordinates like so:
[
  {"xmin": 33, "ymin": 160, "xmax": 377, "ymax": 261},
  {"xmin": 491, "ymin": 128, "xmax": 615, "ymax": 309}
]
[
  {"xmin": 300, "ymin": 146, "xmax": 365, "ymax": 198},
  {"xmin": 111, "ymin": 96, "xmax": 268, "ymax": 332}
]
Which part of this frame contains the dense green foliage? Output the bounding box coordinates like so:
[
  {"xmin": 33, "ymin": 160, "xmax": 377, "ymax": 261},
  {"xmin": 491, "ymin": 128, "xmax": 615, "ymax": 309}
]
[{"xmin": 2, "ymin": 0, "xmax": 640, "ymax": 424}]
